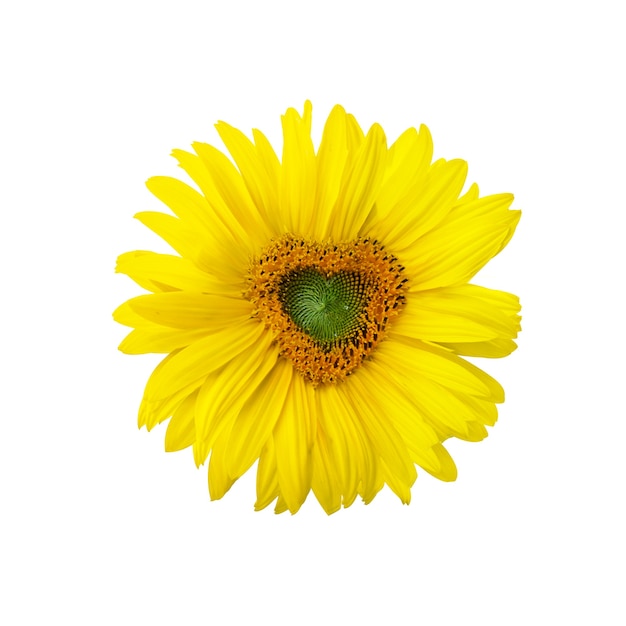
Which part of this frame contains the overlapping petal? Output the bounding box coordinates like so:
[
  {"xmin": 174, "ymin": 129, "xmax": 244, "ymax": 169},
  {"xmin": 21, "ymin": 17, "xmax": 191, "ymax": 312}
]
[
  {"xmin": 115, "ymin": 250, "xmax": 224, "ymax": 293},
  {"xmin": 393, "ymin": 284, "xmax": 521, "ymax": 344}
]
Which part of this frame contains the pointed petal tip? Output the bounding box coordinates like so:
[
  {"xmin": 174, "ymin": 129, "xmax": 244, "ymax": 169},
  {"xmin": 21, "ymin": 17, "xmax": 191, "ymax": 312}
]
[
  {"xmin": 329, "ymin": 103, "xmax": 346, "ymax": 116},
  {"xmin": 368, "ymin": 122, "xmax": 387, "ymax": 143},
  {"xmin": 450, "ymin": 157, "xmax": 469, "ymax": 176}
]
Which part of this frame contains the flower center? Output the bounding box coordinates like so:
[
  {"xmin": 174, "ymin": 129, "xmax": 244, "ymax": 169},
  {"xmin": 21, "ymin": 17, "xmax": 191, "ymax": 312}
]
[
  {"xmin": 279, "ymin": 269, "xmax": 367, "ymax": 345},
  {"xmin": 247, "ymin": 235, "xmax": 407, "ymax": 385}
]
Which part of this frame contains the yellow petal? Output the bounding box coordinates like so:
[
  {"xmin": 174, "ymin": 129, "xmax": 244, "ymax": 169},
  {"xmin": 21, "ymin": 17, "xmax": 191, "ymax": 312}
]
[
  {"xmin": 375, "ymin": 124, "xmax": 433, "ymax": 220},
  {"xmin": 164, "ymin": 389, "xmax": 198, "ymax": 452},
  {"xmin": 134, "ymin": 211, "xmax": 239, "ymax": 283},
  {"xmin": 194, "ymin": 329, "xmax": 279, "ymax": 452},
  {"xmin": 311, "ymin": 421, "xmax": 342, "ymax": 515},
  {"xmin": 118, "ymin": 327, "xmax": 212, "ymax": 354},
  {"xmin": 313, "ymin": 105, "xmax": 348, "ymax": 240},
  {"xmin": 345, "ymin": 113, "xmax": 365, "ymax": 151},
  {"xmin": 341, "ymin": 375, "xmax": 416, "ymax": 487},
  {"xmin": 273, "ymin": 374, "xmax": 315, "ymax": 514},
  {"xmin": 145, "ymin": 176, "xmax": 248, "ymax": 274},
  {"xmin": 113, "ymin": 300, "xmax": 151, "ymax": 328},
  {"xmin": 404, "ymin": 194, "xmax": 520, "ymax": 290},
  {"xmin": 358, "ymin": 362, "xmax": 445, "ymax": 476},
  {"xmin": 317, "ymin": 384, "xmax": 380, "ymax": 507},
  {"xmin": 378, "ymin": 337, "xmax": 504, "ymax": 402},
  {"xmin": 425, "ymin": 445, "xmax": 458, "ymax": 482},
  {"xmin": 280, "ymin": 102, "xmax": 317, "ymax": 235},
  {"xmin": 396, "ymin": 307, "xmax": 499, "ymax": 343},
  {"xmin": 274, "ymin": 496, "xmax": 289, "ymax": 515},
  {"xmin": 329, "ymin": 123, "xmax": 387, "ymax": 242},
  {"xmin": 170, "ymin": 149, "xmax": 247, "ymax": 236},
  {"xmin": 225, "ymin": 358, "xmax": 293, "ymax": 479},
  {"xmin": 440, "ymin": 338, "xmax": 518, "ymax": 358},
  {"xmin": 394, "ymin": 284, "xmax": 521, "ymax": 344},
  {"xmin": 208, "ymin": 428, "xmax": 236, "ymax": 500},
  {"xmin": 192, "ymin": 141, "xmax": 272, "ymax": 248},
  {"xmin": 115, "ymin": 251, "xmax": 222, "ymax": 293},
  {"xmin": 215, "ymin": 121, "xmax": 281, "ymax": 236},
  {"xmin": 125, "ymin": 292, "xmax": 253, "ymax": 329},
  {"xmin": 372, "ymin": 341, "xmax": 502, "ymax": 440},
  {"xmin": 380, "ymin": 457, "xmax": 412, "ymax": 505},
  {"xmin": 252, "ymin": 128, "xmax": 281, "ymax": 213},
  {"xmin": 143, "ymin": 319, "xmax": 264, "ymax": 401},
  {"xmin": 137, "ymin": 352, "xmax": 203, "ymax": 430},
  {"xmin": 254, "ymin": 438, "xmax": 280, "ymax": 512},
  {"xmin": 375, "ymin": 158, "xmax": 467, "ymax": 250}
]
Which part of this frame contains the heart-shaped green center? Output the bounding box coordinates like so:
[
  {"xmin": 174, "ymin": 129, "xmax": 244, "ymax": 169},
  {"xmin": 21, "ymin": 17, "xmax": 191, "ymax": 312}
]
[{"xmin": 279, "ymin": 269, "xmax": 367, "ymax": 345}]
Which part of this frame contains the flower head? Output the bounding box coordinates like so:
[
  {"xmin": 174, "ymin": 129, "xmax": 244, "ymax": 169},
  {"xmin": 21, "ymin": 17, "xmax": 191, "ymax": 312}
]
[{"xmin": 114, "ymin": 102, "xmax": 521, "ymax": 514}]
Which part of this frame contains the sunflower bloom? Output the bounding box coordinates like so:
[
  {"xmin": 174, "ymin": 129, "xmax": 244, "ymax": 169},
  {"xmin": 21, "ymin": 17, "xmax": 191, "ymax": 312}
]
[{"xmin": 114, "ymin": 102, "xmax": 521, "ymax": 515}]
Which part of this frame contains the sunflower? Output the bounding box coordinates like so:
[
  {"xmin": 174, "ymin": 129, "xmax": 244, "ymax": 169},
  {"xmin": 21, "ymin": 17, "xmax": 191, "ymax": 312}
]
[{"xmin": 114, "ymin": 102, "xmax": 521, "ymax": 515}]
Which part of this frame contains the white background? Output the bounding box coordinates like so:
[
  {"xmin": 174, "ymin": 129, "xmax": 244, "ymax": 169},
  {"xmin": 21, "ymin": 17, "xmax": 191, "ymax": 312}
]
[{"xmin": 2, "ymin": 1, "xmax": 624, "ymax": 624}]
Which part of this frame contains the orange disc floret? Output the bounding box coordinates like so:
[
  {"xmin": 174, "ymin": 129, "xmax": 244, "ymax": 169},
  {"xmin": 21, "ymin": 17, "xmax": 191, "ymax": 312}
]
[{"xmin": 247, "ymin": 235, "xmax": 407, "ymax": 384}]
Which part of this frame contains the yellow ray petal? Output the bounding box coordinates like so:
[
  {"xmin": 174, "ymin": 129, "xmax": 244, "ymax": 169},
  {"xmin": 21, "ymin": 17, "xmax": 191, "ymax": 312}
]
[
  {"xmin": 143, "ymin": 319, "xmax": 264, "ymax": 401},
  {"xmin": 193, "ymin": 437, "xmax": 211, "ymax": 469},
  {"xmin": 225, "ymin": 358, "xmax": 293, "ymax": 480},
  {"xmin": 255, "ymin": 438, "xmax": 280, "ymax": 512},
  {"xmin": 341, "ymin": 375, "xmax": 416, "ymax": 487},
  {"xmin": 317, "ymin": 384, "xmax": 380, "ymax": 507},
  {"xmin": 451, "ymin": 392, "xmax": 498, "ymax": 427},
  {"xmin": 395, "ymin": 307, "xmax": 500, "ymax": 343},
  {"xmin": 403, "ymin": 195, "xmax": 520, "ymax": 290},
  {"xmin": 375, "ymin": 124, "xmax": 433, "ymax": 220},
  {"xmin": 125, "ymin": 292, "xmax": 253, "ymax": 329},
  {"xmin": 448, "ymin": 191, "xmax": 515, "ymax": 220},
  {"xmin": 164, "ymin": 389, "xmax": 198, "ymax": 452},
  {"xmin": 369, "ymin": 351, "xmax": 491, "ymax": 441},
  {"xmin": 273, "ymin": 374, "xmax": 315, "ymax": 514},
  {"xmin": 194, "ymin": 329, "xmax": 279, "ymax": 452},
  {"xmin": 345, "ymin": 113, "xmax": 365, "ymax": 151},
  {"xmin": 192, "ymin": 141, "xmax": 272, "ymax": 248},
  {"xmin": 134, "ymin": 212, "xmax": 205, "ymax": 268},
  {"xmin": 394, "ymin": 284, "xmax": 521, "ymax": 344},
  {"xmin": 113, "ymin": 301, "xmax": 151, "ymax": 328},
  {"xmin": 313, "ymin": 104, "xmax": 348, "ymax": 240},
  {"xmin": 459, "ymin": 182, "xmax": 480, "ymax": 203},
  {"xmin": 440, "ymin": 338, "xmax": 518, "ymax": 358},
  {"xmin": 314, "ymin": 386, "xmax": 357, "ymax": 506},
  {"xmin": 458, "ymin": 422, "xmax": 489, "ymax": 442},
  {"xmin": 402, "ymin": 373, "xmax": 479, "ymax": 437},
  {"xmin": 358, "ymin": 362, "xmax": 445, "ymax": 476},
  {"xmin": 252, "ymin": 128, "xmax": 281, "ymax": 213},
  {"xmin": 145, "ymin": 176, "xmax": 248, "ymax": 274},
  {"xmin": 134, "ymin": 211, "xmax": 240, "ymax": 282},
  {"xmin": 145, "ymin": 175, "xmax": 217, "ymax": 231},
  {"xmin": 118, "ymin": 327, "xmax": 212, "ymax": 355},
  {"xmin": 374, "ymin": 158, "xmax": 467, "ymax": 250},
  {"xmin": 137, "ymin": 352, "xmax": 203, "ymax": 430},
  {"xmin": 426, "ymin": 444, "xmax": 458, "ymax": 482},
  {"xmin": 274, "ymin": 496, "xmax": 289, "ymax": 515},
  {"xmin": 215, "ymin": 121, "xmax": 281, "ymax": 236},
  {"xmin": 280, "ymin": 102, "xmax": 317, "ymax": 235},
  {"xmin": 380, "ymin": 457, "xmax": 412, "ymax": 504},
  {"xmin": 378, "ymin": 337, "xmax": 504, "ymax": 402},
  {"xmin": 115, "ymin": 251, "xmax": 222, "ymax": 293},
  {"xmin": 330, "ymin": 123, "xmax": 387, "ymax": 242},
  {"xmin": 311, "ymin": 420, "xmax": 342, "ymax": 515},
  {"xmin": 208, "ymin": 428, "xmax": 236, "ymax": 500}
]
